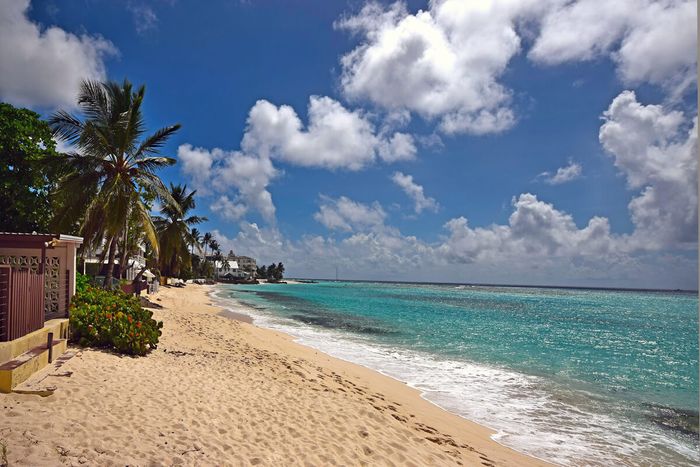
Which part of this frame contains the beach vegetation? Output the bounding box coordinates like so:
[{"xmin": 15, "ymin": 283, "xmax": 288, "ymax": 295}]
[
  {"xmin": 189, "ymin": 228, "xmax": 202, "ymax": 254},
  {"xmin": 69, "ymin": 286, "xmax": 163, "ymax": 355},
  {"xmin": 154, "ymin": 183, "xmax": 206, "ymax": 277},
  {"xmin": 0, "ymin": 102, "xmax": 64, "ymax": 232},
  {"xmin": 75, "ymin": 271, "xmax": 90, "ymax": 294},
  {"xmin": 257, "ymin": 262, "xmax": 285, "ymax": 281},
  {"xmin": 202, "ymin": 232, "xmax": 213, "ymax": 257},
  {"xmin": 49, "ymin": 79, "xmax": 181, "ymax": 288}
]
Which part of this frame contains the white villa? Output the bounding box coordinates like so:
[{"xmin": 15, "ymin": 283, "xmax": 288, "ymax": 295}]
[
  {"xmin": 83, "ymin": 242, "xmax": 148, "ymax": 281},
  {"xmin": 214, "ymin": 260, "xmax": 249, "ymax": 279}
]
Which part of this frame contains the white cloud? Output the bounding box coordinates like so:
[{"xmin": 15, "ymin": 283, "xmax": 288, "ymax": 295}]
[
  {"xmin": 335, "ymin": 0, "xmax": 696, "ymax": 137},
  {"xmin": 210, "ymin": 224, "xmax": 294, "ymax": 268},
  {"xmin": 177, "ymin": 143, "xmax": 221, "ymax": 195},
  {"xmin": 599, "ymin": 90, "xmax": 697, "ymax": 248},
  {"xmin": 177, "ymin": 144, "xmax": 278, "ymax": 222},
  {"xmin": 538, "ymin": 160, "xmax": 582, "ymax": 185},
  {"xmin": 530, "ymin": 0, "xmax": 697, "ymax": 94},
  {"xmin": 439, "ymin": 193, "xmax": 617, "ymax": 263},
  {"xmin": 0, "ymin": 0, "xmax": 116, "ymax": 109},
  {"xmin": 242, "ymin": 96, "xmax": 416, "ymax": 170},
  {"xmin": 210, "ymin": 195, "xmax": 248, "ymax": 221},
  {"xmin": 377, "ymin": 132, "xmax": 417, "ymax": 162},
  {"xmin": 336, "ymin": 0, "xmax": 539, "ymax": 135},
  {"xmin": 390, "ymin": 171, "xmax": 438, "ymax": 214},
  {"xmin": 314, "ymin": 196, "xmax": 386, "ymax": 232},
  {"xmin": 180, "ymin": 95, "xmax": 418, "ymax": 223},
  {"xmin": 211, "ymin": 194, "xmax": 696, "ymax": 289},
  {"xmin": 127, "ymin": 1, "xmax": 158, "ymax": 35}
]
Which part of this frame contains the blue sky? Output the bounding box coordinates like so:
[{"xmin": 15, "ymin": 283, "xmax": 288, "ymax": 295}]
[{"xmin": 2, "ymin": 0, "xmax": 697, "ymax": 289}]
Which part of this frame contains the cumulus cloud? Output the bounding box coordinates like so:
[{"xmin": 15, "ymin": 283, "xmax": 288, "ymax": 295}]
[
  {"xmin": 314, "ymin": 196, "xmax": 386, "ymax": 232},
  {"xmin": 214, "ymin": 193, "xmax": 696, "ymax": 289},
  {"xmin": 335, "ymin": 0, "xmax": 540, "ymax": 134},
  {"xmin": 390, "ymin": 171, "xmax": 439, "ymax": 214},
  {"xmin": 0, "ymin": 0, "xmax": 116, "ymax": 109},
  {"xmin": 538, "ymin": 160, "xmax": 582, "ymax": 185},
  {"xmin": 335, "ymin": 0, "xmax": 695, "ymax": 137},
  {"xmin": 439, "ymin": 193, "xmax": 617, "ymax": 263},
  {"xmin": 530, "ymin": 0, "xmax": 697, "ymax": 94},
  {"xmin": 177, "ymin": 143, "xmax": 278, "ymax": 222},
  {"xmin": 210, "ymin": 195, "xmax": 248, "ymax": 221},
  {"xmin": 242, "ymin": 96, "xmax": 416, "ymax": 170},
  {"xmin": 180, "ymin": 95, "xmax": 418, "ymax": 223},
  {"xmin": 599, "ymin": 90, "xmax": 697, "ymax": 248}
]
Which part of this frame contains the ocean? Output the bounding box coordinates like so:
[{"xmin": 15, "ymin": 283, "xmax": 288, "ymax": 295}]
[{"xmin": 212, "ymin": 281, "xmax": 699, "ymax": 466}]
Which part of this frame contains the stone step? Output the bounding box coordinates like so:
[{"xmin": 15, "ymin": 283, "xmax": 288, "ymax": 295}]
[{"xmin": 0, "ymin": 339, "xmax": 67, "ymax": 393}]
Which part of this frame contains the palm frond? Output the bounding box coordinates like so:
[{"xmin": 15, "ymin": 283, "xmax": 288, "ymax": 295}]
[
  {"xmin": 133, "ymin": 124, "xmax": 181, "ymax": 158},
  {"xmin": 136, "ymin": 200, "xmax": 159, "ymax": 254},
  {"xmin": 78, "ymin": 79, "xmax": 111, "ymax": 124},
  {"xmin": 133, "ymin": 156, "xmax": 177, "ymax": 174},
  {"xmin": 48, "ymin": 110, "xmax": 84, "ymax": 144}
]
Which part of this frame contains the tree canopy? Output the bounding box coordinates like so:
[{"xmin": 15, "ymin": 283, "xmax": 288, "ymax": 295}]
[
  {"xmin": 49, "ymin": 79, "xmax": 181, "ymax": 286},
  {"xmin": 0, "ymin": 102, "xmax": 63, "ymax": 232}
]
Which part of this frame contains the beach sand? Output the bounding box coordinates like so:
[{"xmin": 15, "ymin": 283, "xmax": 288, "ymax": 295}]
[{"xmin": 1, "ymin": 285, "xmax": 548, "ymax": 466}]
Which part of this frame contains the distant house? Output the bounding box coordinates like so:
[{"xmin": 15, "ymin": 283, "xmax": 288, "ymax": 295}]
[
  {"xmin": 83, "ymin": 242, "xmax": 147, "ymax": 281},
  {"xmin": 232, "ymin": 255, "xmax": 257, "ymax": 277},
  {"xmin": 214, "ymin": 260, "xmax": 249, "ymax": 279}
]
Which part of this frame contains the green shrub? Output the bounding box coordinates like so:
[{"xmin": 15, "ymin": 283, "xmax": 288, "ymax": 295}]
[
  {"xmin": 75, "ymin": 271, "xmax": 90, "ymax": 294},
  {"xmin": 69, "ymin": 286, "xmax": 163, "ymax": 356}
]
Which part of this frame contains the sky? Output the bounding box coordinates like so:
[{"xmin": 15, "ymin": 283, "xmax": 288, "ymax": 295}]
[{"xmin": 0, "ymin": 0, "xmax": 697, "ymax": 289}]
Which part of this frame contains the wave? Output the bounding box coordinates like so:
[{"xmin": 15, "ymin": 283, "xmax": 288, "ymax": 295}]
[{"xmin": 211, "ymin": 286, "xmax": 699, "ymax": 466}]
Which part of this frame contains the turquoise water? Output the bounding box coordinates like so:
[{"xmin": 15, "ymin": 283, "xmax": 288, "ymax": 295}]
[{"xmin": 214, "ymin": 281, "xmax": 699, "ymax": 466}]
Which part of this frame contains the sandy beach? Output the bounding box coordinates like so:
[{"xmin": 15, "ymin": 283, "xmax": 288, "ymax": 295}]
[{"xmin": 1, "ymin": 285, "xmax": 548, "ymax": 466}]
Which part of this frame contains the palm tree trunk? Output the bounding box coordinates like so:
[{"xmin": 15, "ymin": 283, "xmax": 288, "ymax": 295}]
[
  {"xmin": 117, "ymin": 213, "xmax": 129, "ymax": 279},
  {"xmin": 103, "ymin": 236, "xmax": 118, "ymax": 289}
]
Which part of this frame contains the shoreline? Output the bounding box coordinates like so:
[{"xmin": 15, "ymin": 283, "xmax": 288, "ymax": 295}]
[
  {"xmin": 2, "ymin": 284, "xmax": 548, "ymax": 466},
  {"xmin": 215, "ymin": 282, "xmax": 700, "ymax": 466},
  {"xmin": 207, "ymin": 285, "xmax": 551, "ymax": 465}
]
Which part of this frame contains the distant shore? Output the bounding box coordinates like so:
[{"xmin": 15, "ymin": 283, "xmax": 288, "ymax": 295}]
[{"xmin": 2, "ymin": 284, "xmax": 547, "ymax": 466}]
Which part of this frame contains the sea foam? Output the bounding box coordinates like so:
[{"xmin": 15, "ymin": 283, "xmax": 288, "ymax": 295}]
[{"xmin": 211, "ymin": 286, "xmax": 699, "ymax": 466}]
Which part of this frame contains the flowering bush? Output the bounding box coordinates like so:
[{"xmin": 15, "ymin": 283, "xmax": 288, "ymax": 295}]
[{"xmin": 69, "ymin": 286, "xmax": 163, "ymax": 355}]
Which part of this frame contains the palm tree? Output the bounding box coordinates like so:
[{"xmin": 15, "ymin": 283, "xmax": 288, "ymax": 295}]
[
  {"xmin": 212, "ymin": 247, "xmax": 224, "ymax": 277},
  {"xmin": 203, "ymin": 232, "xmax": 213, "ymax": 258},
  {"xmin": 154, "ymin": 183, "xmax": 206, "ymax": 277},
  {"xmin": 190, "ymin": 228, "xmax": 202, "ymax": 255},
  {"xmin": 49, "ymin": 79, "xmax": 181, "ymax": 287},
  {"xmin": 209, "ymin": 239, "xmax": 220, "ymax": 257}
]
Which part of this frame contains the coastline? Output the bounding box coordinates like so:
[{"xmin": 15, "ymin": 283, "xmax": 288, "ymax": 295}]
[
  {"xmin": 209, "ymin": 284, "xmax": 551, "ymax": 466},
  {"xmin": 2, "ymin": 284, "xmax": 548, "ymax": 466}
]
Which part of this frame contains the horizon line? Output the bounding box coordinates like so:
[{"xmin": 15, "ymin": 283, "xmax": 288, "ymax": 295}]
[{"xmin": 286, "ymin": 277, "xmax": 699, "ymax": 295}]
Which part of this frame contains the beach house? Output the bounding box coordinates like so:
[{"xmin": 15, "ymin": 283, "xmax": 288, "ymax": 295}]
[
  {"xmin": 214, "ymin": 260, "xmax": 249, "ymax": 280},
  {"xmin": 231, "ymin": 255, "xmax": 257, "ymax": 277},
  {"xmin": 0, "ymin": 232, "xmax": 83, "ymax": 392},
  {"xmin": 83, "ymin": 241, "xmax": 148, "ymax": 281}
]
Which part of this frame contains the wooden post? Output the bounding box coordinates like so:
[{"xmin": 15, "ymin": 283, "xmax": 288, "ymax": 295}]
[{"xmin": 47, "ymin": 332, "xmax": 54, "ymax": 363}]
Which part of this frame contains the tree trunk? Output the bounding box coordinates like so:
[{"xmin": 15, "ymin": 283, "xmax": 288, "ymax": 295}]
[
  {"xmin": 117, "ymin": 215, "xmax": 129, "ymax": 279},
  {"xmin": 103, "ymin": 236, "xmax": 118, "ymax": 289}
]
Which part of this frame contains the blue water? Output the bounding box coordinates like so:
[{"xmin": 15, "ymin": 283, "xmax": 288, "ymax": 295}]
[{"xmin": 213, "ymin": 281, "xmax": 699, "ymax": 466}]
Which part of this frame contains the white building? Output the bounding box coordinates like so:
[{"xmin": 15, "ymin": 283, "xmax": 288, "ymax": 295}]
[
  {"xmin": 83, "ymin": 242, "xmax": 147, "ymax": 281},
  {"xmin": 214, "ymin": 260, "xmax": 249, "ymax": 279},
  {"xmin": 232, "ymin": 255, "xmax": 257, "ymax": 276}
]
